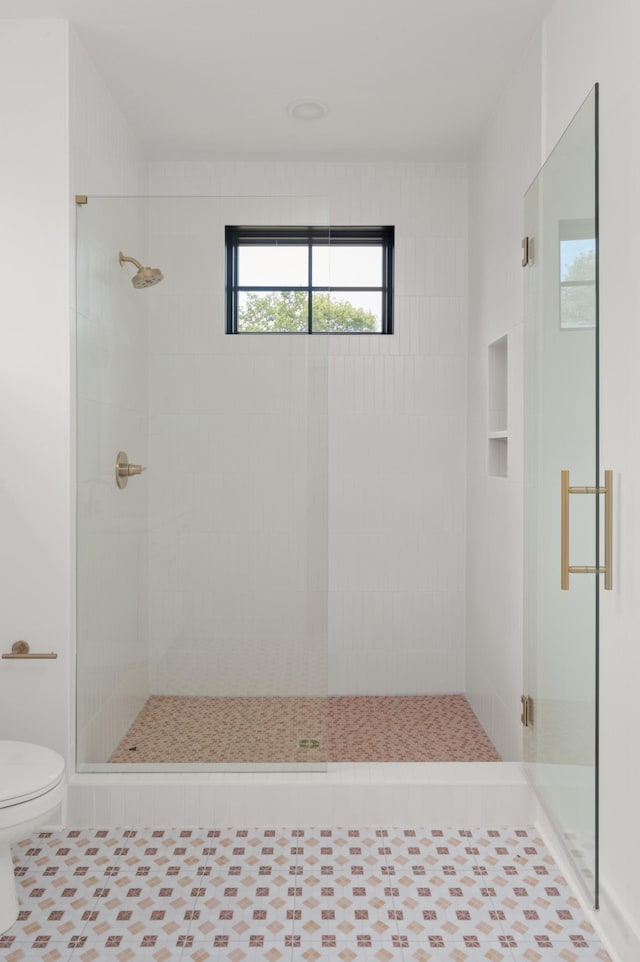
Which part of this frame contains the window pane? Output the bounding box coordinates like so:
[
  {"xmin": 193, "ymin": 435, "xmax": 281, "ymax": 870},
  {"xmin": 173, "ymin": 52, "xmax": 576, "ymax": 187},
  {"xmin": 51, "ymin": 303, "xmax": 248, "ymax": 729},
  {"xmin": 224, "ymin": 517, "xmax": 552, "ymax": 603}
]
[
  {"xmin": 560, "ymin": 233, "xmax": 596, "ymax": 329},
  {"xmin": 560, "ymin": 282, "xmax": 596, "ymax": 330},
  {"xmin": 238, "ymin": 244, "xmax": 308, "ymax": 287},
  {"xmin": 312, "ymin": 291, "xmax": 382, "ymax": 333},
  {"xmin": 313, "ymin": 245, "xmax": 382, "ymax": 288},
  {"xmin": 560, "ymin": 236, "xmax": 595, "ymax": 283},
  {"xmin": 238, "ymin": 290, "xmax": 308, "ymax": 332}
]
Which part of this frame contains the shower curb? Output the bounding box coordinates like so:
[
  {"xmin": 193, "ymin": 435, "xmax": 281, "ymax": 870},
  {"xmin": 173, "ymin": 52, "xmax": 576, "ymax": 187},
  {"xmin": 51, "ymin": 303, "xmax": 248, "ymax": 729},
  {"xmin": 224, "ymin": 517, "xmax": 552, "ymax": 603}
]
[{"xmin": 65, "ymin": 762, "xmax": 532, "ymax": 827}]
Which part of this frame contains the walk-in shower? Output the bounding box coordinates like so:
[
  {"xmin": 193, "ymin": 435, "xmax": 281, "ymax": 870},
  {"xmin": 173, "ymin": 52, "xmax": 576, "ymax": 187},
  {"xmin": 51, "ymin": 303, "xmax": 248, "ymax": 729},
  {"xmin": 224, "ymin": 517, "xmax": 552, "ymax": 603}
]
[
  {"xmin": 77, "ymin": 195, "xmax": 331, "ymax": 773},
  {"xmin": 75, "ymin": 193, "xmax": 498, "ymax": 773}
]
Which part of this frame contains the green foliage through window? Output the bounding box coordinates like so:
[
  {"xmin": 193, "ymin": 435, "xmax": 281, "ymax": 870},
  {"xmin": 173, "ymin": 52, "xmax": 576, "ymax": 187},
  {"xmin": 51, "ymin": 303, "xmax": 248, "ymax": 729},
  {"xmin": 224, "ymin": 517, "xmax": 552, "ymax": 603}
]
[{"xmin": 239, "ymin": 291, "xmax": 378, "ymax": 333}]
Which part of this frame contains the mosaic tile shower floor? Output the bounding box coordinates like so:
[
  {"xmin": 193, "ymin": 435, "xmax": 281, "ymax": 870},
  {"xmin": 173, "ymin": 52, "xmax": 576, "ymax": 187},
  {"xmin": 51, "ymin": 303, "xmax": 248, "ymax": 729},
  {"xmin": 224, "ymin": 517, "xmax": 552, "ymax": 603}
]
[
  {"xmin": 3, "ymin": 827, "xmax": 611, "ymax": 961},
  {"xmin": 109, "ymin": 695, "xmax": 500, "ymax": 764}
]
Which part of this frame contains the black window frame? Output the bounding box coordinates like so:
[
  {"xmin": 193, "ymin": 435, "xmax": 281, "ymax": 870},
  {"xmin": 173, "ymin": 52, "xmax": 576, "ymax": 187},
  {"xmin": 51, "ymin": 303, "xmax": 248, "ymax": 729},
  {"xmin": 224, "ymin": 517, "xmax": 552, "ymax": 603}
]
[{"xmin": 225, "ymin": 225, "xmax": 394, "ymax": 334}]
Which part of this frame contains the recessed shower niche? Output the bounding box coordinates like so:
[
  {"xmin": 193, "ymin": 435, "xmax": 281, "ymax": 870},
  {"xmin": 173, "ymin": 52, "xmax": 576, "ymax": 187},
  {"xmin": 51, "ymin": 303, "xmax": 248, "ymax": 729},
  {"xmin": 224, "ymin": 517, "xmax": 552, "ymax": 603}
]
[{"xmin": 488, "ymin": 334, "xmax": 508, "ymax": 478}]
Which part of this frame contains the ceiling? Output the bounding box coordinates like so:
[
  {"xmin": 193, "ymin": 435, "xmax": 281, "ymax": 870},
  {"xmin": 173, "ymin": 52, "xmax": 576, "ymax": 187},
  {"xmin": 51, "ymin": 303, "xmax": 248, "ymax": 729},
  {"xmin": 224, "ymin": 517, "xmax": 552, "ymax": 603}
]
[{"xmin": 0, "ymin": 0, "xmax": 554, "ymax": 161}]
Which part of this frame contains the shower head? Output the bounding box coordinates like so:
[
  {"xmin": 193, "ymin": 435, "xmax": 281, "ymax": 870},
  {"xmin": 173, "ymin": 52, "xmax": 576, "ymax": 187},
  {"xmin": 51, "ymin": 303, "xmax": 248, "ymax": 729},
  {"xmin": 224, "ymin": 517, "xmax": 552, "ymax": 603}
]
[{"xmin": 118, "ymin": 252, "xmax": 164, "ymax": 288}]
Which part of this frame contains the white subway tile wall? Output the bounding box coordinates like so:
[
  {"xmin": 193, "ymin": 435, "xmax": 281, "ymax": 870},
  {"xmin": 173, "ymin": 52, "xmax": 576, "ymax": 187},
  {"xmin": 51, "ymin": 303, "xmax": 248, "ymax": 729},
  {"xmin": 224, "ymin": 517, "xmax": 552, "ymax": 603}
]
[
  {"xmin": 145, "ymin": 162, "xmax": 468, "ymax": 701},
  {"xmin": 465, "ymin": 30, "xmax": 543, "ymax": 761}
]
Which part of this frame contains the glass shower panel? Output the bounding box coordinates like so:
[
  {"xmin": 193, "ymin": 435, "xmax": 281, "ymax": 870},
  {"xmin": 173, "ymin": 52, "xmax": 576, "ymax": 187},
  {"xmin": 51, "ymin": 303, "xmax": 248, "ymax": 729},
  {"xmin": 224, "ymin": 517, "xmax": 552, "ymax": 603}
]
[
  {"xmin": 523, "ymin": 87, "xmax": 599, "ymax": 904},
  {"xmin": 75, "ymin": 196, "xmax": 151, "ymax": 770},
  {"xmin": 76, "ymin": 195, "xmax": 329, "ymax": 772}
]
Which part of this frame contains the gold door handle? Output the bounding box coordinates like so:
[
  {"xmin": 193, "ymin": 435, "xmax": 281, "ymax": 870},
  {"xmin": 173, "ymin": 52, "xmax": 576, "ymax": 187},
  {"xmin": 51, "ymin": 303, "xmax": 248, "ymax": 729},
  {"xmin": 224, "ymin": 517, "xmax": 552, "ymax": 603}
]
[
  {"xmin": 115, "ymin": 451, "xmax": 146, "ymax": 489},
  {"xmin": 605, "ymin": 469, "xmax": 613, "ymax": 590},
  {"xmin": 561, "ymin": 469, "xmax": 613, "ymax": 590}
]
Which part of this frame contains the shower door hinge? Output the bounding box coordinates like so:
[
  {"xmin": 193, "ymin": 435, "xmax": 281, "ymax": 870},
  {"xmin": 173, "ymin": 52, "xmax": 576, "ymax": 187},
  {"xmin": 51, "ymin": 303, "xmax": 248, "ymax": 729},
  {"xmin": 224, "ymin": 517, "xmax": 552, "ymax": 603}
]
[
  {"xmin": 75, "ymin": 195, "xmax": 88, "ymax": 205},
  {"xmin": 521, "ymin": 236, "xmax": 532, "ymax": 267},
  {"xmin": 520, "ymin": 694, "xmax": 533, "ymax": 727}
]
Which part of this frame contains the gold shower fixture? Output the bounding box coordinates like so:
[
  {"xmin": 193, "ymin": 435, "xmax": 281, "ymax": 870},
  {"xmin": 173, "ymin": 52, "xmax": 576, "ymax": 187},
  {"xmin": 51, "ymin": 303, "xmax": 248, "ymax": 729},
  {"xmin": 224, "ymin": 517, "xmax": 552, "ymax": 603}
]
[
  {"xmin": 115, "ymin": 451, "xmax": 146, "ymax": 489},
  {"xmin": 118, "ymin": 251, "xmax": 164, "ymax": 288}
]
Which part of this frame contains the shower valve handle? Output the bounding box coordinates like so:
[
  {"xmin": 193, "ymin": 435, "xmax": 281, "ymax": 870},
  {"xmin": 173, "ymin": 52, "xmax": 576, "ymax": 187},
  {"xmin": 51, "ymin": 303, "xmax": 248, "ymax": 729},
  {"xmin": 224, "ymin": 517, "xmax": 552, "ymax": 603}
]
[{"xmin": 115, "ymin": 451, "xmax": 146, "ymax": 489}]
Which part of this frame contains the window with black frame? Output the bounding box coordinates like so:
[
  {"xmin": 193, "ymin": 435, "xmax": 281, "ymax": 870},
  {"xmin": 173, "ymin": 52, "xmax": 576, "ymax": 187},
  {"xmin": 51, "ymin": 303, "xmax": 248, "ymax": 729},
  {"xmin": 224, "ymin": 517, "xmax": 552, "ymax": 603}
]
[{"xmin": 225, "ymin": 226, "xmax": 394, "ymax": 334}]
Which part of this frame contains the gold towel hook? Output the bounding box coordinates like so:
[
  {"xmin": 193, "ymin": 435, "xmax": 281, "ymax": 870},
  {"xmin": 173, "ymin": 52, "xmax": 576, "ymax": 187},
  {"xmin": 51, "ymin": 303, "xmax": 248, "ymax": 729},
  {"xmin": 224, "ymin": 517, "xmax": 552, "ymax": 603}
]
[{"xmin": 2, "ymin": 640, "xmax": 58, "ymax": 660}]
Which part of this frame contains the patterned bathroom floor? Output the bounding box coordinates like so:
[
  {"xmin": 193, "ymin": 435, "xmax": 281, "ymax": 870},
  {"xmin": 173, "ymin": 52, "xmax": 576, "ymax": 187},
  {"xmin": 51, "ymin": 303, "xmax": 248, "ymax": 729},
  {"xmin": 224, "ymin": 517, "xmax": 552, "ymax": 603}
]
[
  {"xmin": 3, "ymin": 826, "xmax": 611, "ymax": 961},
  {"xmin": 109, "ymin": 695, "xmax": 500, "ymax": 764}
]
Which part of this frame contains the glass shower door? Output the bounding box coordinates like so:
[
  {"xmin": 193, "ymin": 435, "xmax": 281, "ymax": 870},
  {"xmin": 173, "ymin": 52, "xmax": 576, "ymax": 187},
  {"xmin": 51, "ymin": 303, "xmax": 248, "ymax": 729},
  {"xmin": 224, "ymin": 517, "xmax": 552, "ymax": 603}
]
[{"xmin": 523, "ymin": 86, "xmax": 601, "ymax": 905}]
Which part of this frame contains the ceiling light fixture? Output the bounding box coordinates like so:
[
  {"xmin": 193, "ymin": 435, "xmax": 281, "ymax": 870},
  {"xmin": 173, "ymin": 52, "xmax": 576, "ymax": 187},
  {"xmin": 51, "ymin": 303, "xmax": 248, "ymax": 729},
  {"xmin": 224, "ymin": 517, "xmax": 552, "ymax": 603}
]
[{"xmin": 286, "ymin": 99, "xmax": 329, "ymax": 121}]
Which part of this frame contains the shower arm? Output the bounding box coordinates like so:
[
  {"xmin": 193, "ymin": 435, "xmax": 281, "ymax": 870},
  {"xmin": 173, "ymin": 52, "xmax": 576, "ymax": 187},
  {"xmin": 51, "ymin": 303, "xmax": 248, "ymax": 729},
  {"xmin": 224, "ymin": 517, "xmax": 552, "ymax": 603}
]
[{"xmin": 118, "ymin": 252, "xmax": 144, "ymax": 270}]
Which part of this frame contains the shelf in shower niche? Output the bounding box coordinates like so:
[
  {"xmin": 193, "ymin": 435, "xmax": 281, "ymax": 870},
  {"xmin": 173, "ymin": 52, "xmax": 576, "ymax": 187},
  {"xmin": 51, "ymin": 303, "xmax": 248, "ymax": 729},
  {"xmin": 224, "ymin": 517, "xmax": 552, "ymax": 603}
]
[
  {"xmin": 488, "ymin": 334, "xmax": 508, "ymax": 478},
  {"xmin": 488, "ymin": 436, "xmax": 508, "ymax": 479}
]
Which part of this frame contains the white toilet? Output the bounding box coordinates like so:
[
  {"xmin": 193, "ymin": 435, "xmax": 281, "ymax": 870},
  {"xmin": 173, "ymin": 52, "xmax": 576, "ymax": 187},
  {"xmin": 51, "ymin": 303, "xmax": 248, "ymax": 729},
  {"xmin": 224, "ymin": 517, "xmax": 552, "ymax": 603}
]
[{"xmin": 0, "ymin": 741, "xmax": 65, "ymax": 935}]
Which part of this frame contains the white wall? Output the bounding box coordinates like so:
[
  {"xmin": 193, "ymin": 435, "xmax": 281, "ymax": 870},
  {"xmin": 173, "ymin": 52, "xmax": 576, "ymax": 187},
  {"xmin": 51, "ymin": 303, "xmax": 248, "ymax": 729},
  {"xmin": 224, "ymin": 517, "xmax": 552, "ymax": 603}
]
[
  {"xmin": 0, "ymin": 20, "xmax": 70, "ymax": 757},
  {"xmin": 466, "ymin": 29, "xmax": 543, "ymax": 761},
  {"xmin": 148, "ymin": 161, "xmax": 469, "ymax": 697},
  {"xmin": 69, "ymin": 31, "xmax": 147, "ymax": 196}
]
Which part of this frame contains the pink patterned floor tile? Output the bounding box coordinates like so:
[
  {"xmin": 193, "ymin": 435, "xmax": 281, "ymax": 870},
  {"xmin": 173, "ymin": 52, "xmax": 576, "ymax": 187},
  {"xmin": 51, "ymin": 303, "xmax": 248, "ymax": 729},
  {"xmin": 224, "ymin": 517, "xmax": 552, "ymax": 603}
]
[
  {"xmin": 188, "ymin": 883, "xmax": 294, "ymax": 942},
  {"xmin": 180, "ymin": 945, "xmax": 296, "ymax": 962},
  {"xmin": 113, "ymin": 830, "xmax": 217, "ymax": 875},
  {"xmin": 401, "ymin": 943, "xmax": 518, "ymax": 962},
  {"xmin": 78, "ymin": 876, "xmax": 199, "ymax": 949},
  {"xmin": 12, "ymin": 831, "xmax": 122, "ymax": 878},
  {"xmin": 495, "ymin": 901, "xmax": 599, "ymax": 942},
  {"xmin": 293, "ymin": 894, "xmax": 399, "ymax": 941},
  {"xmin": 68, "ymin": 939, "xmax": 190, "ymax": 961},
  {"xmin": 505, "ymin": 941, "xmax": 612, "ymax": 962},
  {"xmin": 390, "ymin": 898, "xmax": 503, "ymax": 942},
  {"xmin": 290, "ymin": 942, "xmax": 407, "ymax": 962},
  {"xmin": 3, "ymin": 827, "xmax": 613, "ymax": 962},
  {"xmin": 0, "ymin": 939, "xmax": 81, "ymax": 962},
  {"xmin": 473, "ymin": 830, "xmax": 548, "ymax": 863},
  {"xmin": 8, "ymin": 874, "xmax": 101, "ymax": 942}
]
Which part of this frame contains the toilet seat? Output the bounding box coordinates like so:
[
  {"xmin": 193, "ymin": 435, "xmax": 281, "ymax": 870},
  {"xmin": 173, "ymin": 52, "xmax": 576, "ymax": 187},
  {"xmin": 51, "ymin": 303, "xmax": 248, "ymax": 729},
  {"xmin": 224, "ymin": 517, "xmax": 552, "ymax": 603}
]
[{"xmin": 0, "ymin": 741, "xmax": 65, "ymax": 809}]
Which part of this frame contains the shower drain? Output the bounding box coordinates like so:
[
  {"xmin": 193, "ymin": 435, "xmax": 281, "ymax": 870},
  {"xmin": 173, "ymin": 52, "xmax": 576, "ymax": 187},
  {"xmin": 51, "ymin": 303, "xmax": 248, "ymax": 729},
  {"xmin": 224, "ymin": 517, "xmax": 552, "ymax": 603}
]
[{"xmin": 298, "ymin": 738, "xmax": 321, "ymax": 749}]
